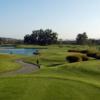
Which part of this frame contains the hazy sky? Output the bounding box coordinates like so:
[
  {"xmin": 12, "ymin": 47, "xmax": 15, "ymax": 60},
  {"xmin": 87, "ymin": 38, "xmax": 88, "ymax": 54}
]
[{"xmin": 0, "ymin": 0, "xmax": 100, "ymax": 39}]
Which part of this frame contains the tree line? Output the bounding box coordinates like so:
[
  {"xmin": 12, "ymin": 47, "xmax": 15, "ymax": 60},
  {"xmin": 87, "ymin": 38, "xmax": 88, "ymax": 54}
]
[{"xmin": 76, "ymin": 32, "xmax": 100, "ymax": 45}]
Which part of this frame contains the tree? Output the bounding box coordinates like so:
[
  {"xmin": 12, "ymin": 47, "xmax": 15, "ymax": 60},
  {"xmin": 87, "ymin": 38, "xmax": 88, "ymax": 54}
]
[
  {"xmin": 24, "ymin": 29, "xmax": 58, "ymax": 45},
  {"xmin": 24, "ymin": 34, "xmax": 31, "ymax": 44},
  {"xmin": 76, "ymin": 32, "xmax": 88, "ymax": 45}
]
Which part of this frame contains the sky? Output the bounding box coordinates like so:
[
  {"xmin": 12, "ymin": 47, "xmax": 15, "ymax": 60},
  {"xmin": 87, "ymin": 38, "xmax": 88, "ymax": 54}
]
[{"xmin": 0, "ymin": 0, "xmax": 100, "ymax": 40}]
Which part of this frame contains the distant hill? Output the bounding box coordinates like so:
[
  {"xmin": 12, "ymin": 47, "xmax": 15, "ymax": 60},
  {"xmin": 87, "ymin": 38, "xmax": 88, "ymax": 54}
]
[{"xmin": 0, "ymin": 37, "xmax": 23, "ymax": 44}]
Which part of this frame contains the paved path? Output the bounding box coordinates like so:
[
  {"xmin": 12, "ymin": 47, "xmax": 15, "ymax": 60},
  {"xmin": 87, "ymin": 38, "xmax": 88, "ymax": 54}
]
[{"xmin": 0, "ymin": 59, "xmax": 39, "ymax": 76}]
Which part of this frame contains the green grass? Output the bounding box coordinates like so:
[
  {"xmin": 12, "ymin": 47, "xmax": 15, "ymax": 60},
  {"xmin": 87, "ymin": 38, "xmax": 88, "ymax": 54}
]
[
  {"xmin": 0, "ymin": 76, "xmax": 100, "ymax": 100},
  {"xmin": 23, "ymin": 45, "xmax": 68, "ymax": 67},
  {"xmin": 0, "ymin": 54, "xmax": 24, "ymax": 73},
  {"xmin": 0, "ymin": 45, "xmax": 100, "ymax": 100}
]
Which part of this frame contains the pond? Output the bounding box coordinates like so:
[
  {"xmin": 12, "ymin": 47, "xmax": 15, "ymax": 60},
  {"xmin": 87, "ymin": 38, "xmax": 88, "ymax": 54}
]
[{"xmin": 0, "ymin": 47, "xmax": 37, "ymax": 56}]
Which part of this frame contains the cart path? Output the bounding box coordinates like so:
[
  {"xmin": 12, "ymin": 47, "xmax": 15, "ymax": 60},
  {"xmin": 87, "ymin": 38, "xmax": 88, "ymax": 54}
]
[{"xmin": 0, "ymin": 59, "xmax": 39, "ymax": 76}]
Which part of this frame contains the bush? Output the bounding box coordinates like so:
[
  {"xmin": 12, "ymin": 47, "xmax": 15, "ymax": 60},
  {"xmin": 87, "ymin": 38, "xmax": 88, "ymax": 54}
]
[
  {"xmin": 68, "ymin": 49, "xmax": 99, "ymax": 59},
  {"xmin": 82, "ymin": 55, "xmax": 89, "ymax": 61},
  {"xmin": 80, "ymin": 50, "xmax": 88, "ymax": 54},
  {"xmin": 66, "ymin": 55, "xmax": 82, "ymax": 63},
  {"xmin": 68, "ymin": 50, "xmax": 81, "ymax": 53},
  {"xmin": 66, "ymin": 53, "xmax": 88, "ymax": 63},
  {"xmin": 87, "ymin": 53, "xmax": 96, "ymax": 58},
  {"xmin": 68, "ymin": 49, "xmax": 88, "ymax": 54},
  {"xmin": 95, "ymin": 53, "xmax": 100, "ymax": 59},
  {"xmin": 86, "ymin": 51, "xmax": 100, "ymax": 59},
  {"xmin": 86, "ymin": 50, "xmax": 97, "ymax": 58}
]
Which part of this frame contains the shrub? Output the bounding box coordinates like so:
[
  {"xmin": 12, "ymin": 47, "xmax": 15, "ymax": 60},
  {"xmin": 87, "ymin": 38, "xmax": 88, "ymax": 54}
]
[
  {"xmin": 68, "ymin": 50, "xmax": 81, "ymax": 53},
  {"xmin": 68, "ymin": 49, "xmax": 99, "ymax": 59},
  {"xmin": 80, "ymin": 50, "xmax": 88, "ymax": 54},
  {"xmin": 66, "ymin": 55, "xmax": 82, "ymax": 63},
  {"xmin": 66, "ymin": 53, "xmax": 88, "ymax": 63},
  {"xmin": 82, "ymin": 55, "xmax": 89, "ymax": 61},
  {"xmin": 95, "ymin": 53, "xmax": 100, "ymax": 59},
  {"xmin": 87, "ymin": 53, "xmax": 96, "ymax": 58},
  {"xmin": 86, "ymin": 51, "xmax": 100, "ymax": 59},
  {"xmin": 68, "ymin": 49, "xmax": 88, "ymax": 54},
  {"xmin": 86, "ymin": 50, "xmax": 97, "ymax": 58}
]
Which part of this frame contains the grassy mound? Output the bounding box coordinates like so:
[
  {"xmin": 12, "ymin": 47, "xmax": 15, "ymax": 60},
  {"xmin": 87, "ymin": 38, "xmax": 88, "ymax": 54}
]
[
  {"xmin": 66, "ymin": 53, "xmax": 88, "ymax": 63},
  {"xmin": 68, "ymin": 49, "xmax": 100, "ymax": 60}
]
